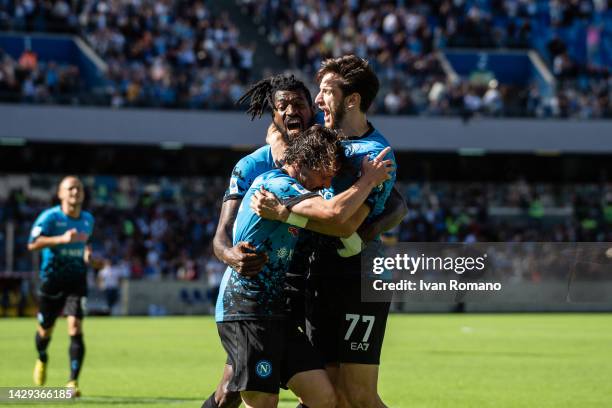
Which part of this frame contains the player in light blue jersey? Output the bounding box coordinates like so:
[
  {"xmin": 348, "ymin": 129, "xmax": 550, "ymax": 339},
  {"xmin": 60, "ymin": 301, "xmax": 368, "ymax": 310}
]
[
  {"xmin": 251, "ymin": 56, "xmax": 398, "ymax": 408},
  {"xmin": 204, "ymin": 73, "xmax": 405, "ymax": 408},
  {"xmin": 28, "ymin": 176, "xmax": 94, "ymax": 397},
  {"xmin": 216, "ymin": 125, "xmax": 393, "ymax": 408},
  {"xmin": 204, "ymin": 74, "xmax": 315, "ymax": 408}
]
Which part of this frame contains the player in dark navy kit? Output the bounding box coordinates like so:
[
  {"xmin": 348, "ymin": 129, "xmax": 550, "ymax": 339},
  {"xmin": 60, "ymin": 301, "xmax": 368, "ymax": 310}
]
[
  {"xmin": 216, "ymin": 125, "xmax": 393, "ymax": 408},
  {"xmin": 251, "ymin": 56, "xmax": 397, "ymax": 408},
  {"xmin": 28, "ymin": 176, "xmax": 94, "ymax": 397}
]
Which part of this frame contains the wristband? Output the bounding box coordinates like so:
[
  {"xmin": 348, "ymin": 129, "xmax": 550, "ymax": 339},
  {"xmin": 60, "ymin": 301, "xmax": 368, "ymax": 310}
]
[
  {"xmin": 286, "ymin": 212, "xmax": 308, "ymax": 228},
  {"xmin": 337, "ymin": 232, "xmax": 363, "ymax": 258}
]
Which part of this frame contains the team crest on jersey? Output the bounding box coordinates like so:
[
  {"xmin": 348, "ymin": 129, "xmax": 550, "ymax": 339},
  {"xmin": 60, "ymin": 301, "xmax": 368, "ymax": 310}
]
[
  {"xmin": 320, "ymin": 190, "xmax": 334, "ymax": 200},
  {"xmin": 287, "ymin": 226, "xmax": 299, "ymax": 237},
  {"xmin": 255, "ymin": 360, "xmax": 272, "ymax": 378}
]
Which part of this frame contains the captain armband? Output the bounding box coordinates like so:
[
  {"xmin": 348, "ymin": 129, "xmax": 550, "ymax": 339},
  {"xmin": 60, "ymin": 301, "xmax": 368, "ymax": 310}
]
[
  {"xmin": 286, "ymin": 212, "xmax": 308, "ymax": 228},
  {"xmin": 337, "ymin": 232, "xmax": 364, "ymax": 258}
]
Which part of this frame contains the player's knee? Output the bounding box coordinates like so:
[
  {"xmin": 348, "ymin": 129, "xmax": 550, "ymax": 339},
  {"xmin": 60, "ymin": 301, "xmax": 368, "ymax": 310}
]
[
  {"xmin": 314, "ymin": 387, "xmax": 337, "ymax": 408},
  {"xmin": 334, "ymin": 388, "xmax": 351, "ymax": 408},
  {"xmin": 344, "ymin": 386, "xmax": 377, "ymax": 408},
  {"xmin": 67, "ymin": 320, "xmax": 82, "ymax": 336},
  {"xmin": 38, "ymin": 326, "xmax": 53, "ymax": 338},
  {"xmin": 217, "ymin": 391, "xmax": 241, "ymax": 408},
  {"xmin": 241, "ymin": 392, "xmax": 278, "ymax": 408}
]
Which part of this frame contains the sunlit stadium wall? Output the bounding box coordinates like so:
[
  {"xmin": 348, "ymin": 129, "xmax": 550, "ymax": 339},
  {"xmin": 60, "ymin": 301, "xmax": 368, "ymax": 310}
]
[{"xmin": 2, "ymin": 104, "xmax": 612, "ymax": 153}]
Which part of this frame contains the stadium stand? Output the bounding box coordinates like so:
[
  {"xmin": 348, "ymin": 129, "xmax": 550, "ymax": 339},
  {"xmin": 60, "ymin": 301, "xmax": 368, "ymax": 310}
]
[
  {"xmin": 0, "ymin": 0, "xmax": 610, "ymax": 117},
  {"xmin": 0, "ymin": 47, "xmax": 83, "ymax": 103},
  {"xmin": 0, "ymin": 0, "xmax": 254, "ymax": 108},
  {"xmin": 242, "ymin": 0, "xmax": 611, "ymax": 118}
]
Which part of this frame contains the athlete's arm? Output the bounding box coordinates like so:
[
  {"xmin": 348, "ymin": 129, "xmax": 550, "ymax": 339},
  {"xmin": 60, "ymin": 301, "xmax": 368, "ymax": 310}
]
[
  {"xmin": 213, "ymin": 199, "xmax": 268, "ymax": 277},
  {"xmin": 358, "ymin": 185, "xmax": 407, "ymax": 242},
  {"xmin": 305, "ymin": 205, "xmax": 371, "ymax": 238},
  {"xmin": 252, "ymin": 148, "xmax": 393, "ymax": 225},
  {"xmin": 27, "ymin": 228, "xmax": 86, "ymax": 251},
  {"xmin": 249, "ymin": 188, "xmax": 369, "ymax": 238},
  {"xmin": 84, "ymin": 244, "xmax": 92, "ymax": 264}
]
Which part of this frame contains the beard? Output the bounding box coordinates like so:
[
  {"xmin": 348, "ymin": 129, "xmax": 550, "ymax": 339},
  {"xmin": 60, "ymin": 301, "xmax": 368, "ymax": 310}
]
[{"xmin": 331, "ymin": 98, "xmax": 346, "ymax": 130}]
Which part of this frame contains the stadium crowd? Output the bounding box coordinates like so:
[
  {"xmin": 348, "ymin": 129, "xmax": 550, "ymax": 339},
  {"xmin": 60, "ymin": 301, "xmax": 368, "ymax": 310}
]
[
  {"xmin": 0, "ymin": 0, "xmax": 609, "ymax": 117},
  {"xmin": 243, "ymin": 0, "xmax": 611, "ymax": 118},
  {"xmin": 1, "ymin": 175, "xmax": 611, "ymax": 281},
  {"xmin": 0, "ymin": 48, "xmax": 83, "ymax": 103},
  {"xmin": 1, "ymin": 0, "xmax": 253, "ymax": 108}
]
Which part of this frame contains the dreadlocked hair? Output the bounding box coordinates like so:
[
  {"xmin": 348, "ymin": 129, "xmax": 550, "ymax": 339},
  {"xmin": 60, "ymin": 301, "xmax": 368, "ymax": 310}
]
[
  {"xmin": 236, "ymin": 74, "xmax": 312, "ymax": 120},
  {"xmin": 284, "ymin": 125, "xmax": 344, "ymax": 175}
]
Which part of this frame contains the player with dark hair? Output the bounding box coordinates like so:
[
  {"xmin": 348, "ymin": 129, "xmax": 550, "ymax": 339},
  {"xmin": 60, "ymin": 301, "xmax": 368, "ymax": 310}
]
[
  {"xmin": 252, "ymin": 55, "xmax": 396, "ymax": 408},
  {"xmin": 28, "ymin": 175, "xmax": 94, "ymax": 397},
  {"xmin": 216, "ymin": 125, "xmax": 393, "ymax": 408},
  {"xmin": 202, "ymin": 74, "xmax": 315, "ymax": 408},
  {"xmin": 203, "ymin": 70, "xmax": 405, "ymax": 408}
]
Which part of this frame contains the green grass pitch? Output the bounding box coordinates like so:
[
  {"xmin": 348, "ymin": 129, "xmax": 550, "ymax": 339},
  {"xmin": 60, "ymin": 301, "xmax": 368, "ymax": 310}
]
[{"xmin": 1, "ymin": 314, "xmax": 611, "ymax": 407}]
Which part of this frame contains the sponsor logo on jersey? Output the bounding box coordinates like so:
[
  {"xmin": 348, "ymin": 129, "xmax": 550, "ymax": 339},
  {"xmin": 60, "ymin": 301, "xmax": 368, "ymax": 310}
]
[
  {"xmin": 277, "ymin": 247, "xmax": 289, "ymax": 260},
  {"xmin": 229, "ymin": 179, "xmax": 239, "ymax": 195},
  {"xmin": 291, "ymin": 183, "xmax": 309, "ymax": 195}
]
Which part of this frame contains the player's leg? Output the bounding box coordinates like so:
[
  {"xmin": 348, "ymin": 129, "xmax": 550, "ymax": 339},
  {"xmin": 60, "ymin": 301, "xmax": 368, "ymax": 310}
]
[
  {"xmin": 302, "ymin": 258, "xmax": 346, "ymax": 408},
  {"xmin": 217, "ymin": 321, "xmax": 283, "ymax": 408},
  {"xmin": 338, "ymin": 363, "xmax": 386, "ymax": 408},
  {"xmin": 240, "ymin": 391, "xmax": 278, "ymax": 408},
  {"xmin": 281, "ymin": 322, "xmax": 335, "ymax": 408},
  {"xmin": 65, "ymin": 295, "xmax": 85, "ymax": 396},
  {"xmin": 201, "ymin": 362, "xmax": 242, "ymax": 408},
  {"xmin": 33, "ymin": 292, "xmax": 64, "ymax": 386},
  {"xmin": 335, "ymin": 277, "xmax": 391, "ymax": 408},
  {"xmin": 322, "ymin": 363, "xmax": 353, "ymax": 407},
  {"xmin": 287, "ymin": 370, "xmax": 335, "ymax": 408},
  {"xmin": 320, "ymin": 246, "xmax": 391, "ymax": 408}
]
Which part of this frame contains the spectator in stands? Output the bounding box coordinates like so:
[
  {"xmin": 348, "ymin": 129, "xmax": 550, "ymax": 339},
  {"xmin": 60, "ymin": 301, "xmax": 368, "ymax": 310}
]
[{"xmin": 1, "ymin": 0, "xmax": 610, "ymax": 117}]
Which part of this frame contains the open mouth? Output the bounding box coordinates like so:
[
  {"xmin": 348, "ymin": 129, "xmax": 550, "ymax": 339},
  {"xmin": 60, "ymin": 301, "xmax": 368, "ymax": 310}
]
[
  {"xmin": 321, "ymin": 108, "xmax": 331, "ymax": 122},
  {"xmin": 285, "ymin": 118, "xmax": 303, "ymax": 132}
]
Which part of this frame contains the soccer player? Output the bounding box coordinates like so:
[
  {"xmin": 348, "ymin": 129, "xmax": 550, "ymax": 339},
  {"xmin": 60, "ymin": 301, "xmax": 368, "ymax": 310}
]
[
  {"xmin": 216, "ymin": 125, "xmax": 393, "ymax": 408},
  {"xmin": 28, "ymin": 176, "xmax": 94, "ymax": 397},
  {"xmin": 251, "ymin": 55, "xmax": 396, "ymax": 408},
  {"xmin": 204, "ymin": 72, "xmax": 406, "ymax": 408},
  {"xmin": 203, "ymin": 74, "xmax": 315, "ymax": 408}
]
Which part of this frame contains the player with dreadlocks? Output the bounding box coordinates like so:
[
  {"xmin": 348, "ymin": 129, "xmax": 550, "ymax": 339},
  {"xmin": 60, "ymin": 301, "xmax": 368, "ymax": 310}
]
[
  {"xmin": 202, "ymin": 72, "xmax": 406, "ymax": 408},
  {"xmin": 202, "ymin": 74, "xmax": 316, "ymax": 408}
]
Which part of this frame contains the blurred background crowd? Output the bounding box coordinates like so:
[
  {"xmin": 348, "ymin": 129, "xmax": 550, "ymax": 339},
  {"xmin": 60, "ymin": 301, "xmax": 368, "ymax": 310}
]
[
  {"xmin": 0, "ymin": 0, "xmax": 610, "ymax": 117},
  {"xmin": 2, "ymin": 174, "xmax": 611, "ymax": 284}
]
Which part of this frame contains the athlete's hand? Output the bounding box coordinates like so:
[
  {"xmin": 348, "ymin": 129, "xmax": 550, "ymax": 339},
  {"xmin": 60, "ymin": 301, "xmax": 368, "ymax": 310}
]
[
  {"xmin": 250, "ymin": 187, "xmax": 290, "ymax": 222},
  {"xmin": 225, "ymin": 242, "xmax": 268, "ymax": 278},
  {"xmin": 360, "ymin": 146, "xmax": 394, "ymax": 187}
]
